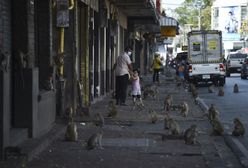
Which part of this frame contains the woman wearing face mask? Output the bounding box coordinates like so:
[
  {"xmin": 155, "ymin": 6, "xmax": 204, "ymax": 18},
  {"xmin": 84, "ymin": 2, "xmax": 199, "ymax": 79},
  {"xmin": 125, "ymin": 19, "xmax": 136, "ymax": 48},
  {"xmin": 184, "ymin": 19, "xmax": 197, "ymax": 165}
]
[{"xmin": 113, "ymin": 46, "xmax": 133, "ymax": 106}]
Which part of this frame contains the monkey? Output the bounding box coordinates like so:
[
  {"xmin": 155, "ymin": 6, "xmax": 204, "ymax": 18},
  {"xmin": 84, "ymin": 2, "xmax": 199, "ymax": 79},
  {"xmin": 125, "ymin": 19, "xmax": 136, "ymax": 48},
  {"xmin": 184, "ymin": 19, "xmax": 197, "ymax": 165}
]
[
  {"xmin": 149, "ymin": 109, "xmax": 158, "ymax": 124},
  {"xmin": 211, "ymin": 118, "xmax": 224, "ymax": 136},
  {"xmin": 164, "ymin": 113, "xmax": 171, "ymax": 129},
  {"xmin": 218, "ymin": 86, "xmax": 224, "ymax": 96},
  {"xmin": 164, "ymin": 94, "xmax": 173, "ymax": 111},
  {"xmin": 208, "ymin": 104, "xmax": 219, "ymax": 122},
  {"xmin": 107, "ymin": 100, "xmax": 118, "ymax": 117},
  {"xmin": 167, "ymin": 118, "xmax": 180, "ymax": 135},
  {"xmin": 87, "ymin": 132, "xmax": 103, "ymax": 150},
  {"xmin": 192, "ymin": 88, "xmax": 198, "ymax": 99},
  {"xmin": 180, "ymin": 101, "xmax": 189, "ymax": 117},
  {"xmin": 184, "ymin": 124, "xmax": 197, "ymax": 145},
  {"xmin": 65, "ymin": 122, "xmax": 78, "ymax": 141},
  {"xmin": 208, "ymin": 84, "xmax": 214, "ymax": 93},
  {"xmin": 189, "ymin": 83, "xmax": 196, "ymax": 92},
  {"xmin": 232, "ymin": 118, "xmax": 245, "ymax": 136},
  {"xmin": 94, "ymin": 113, "xmax": 105, "ymax": 128},
  {"xmin": 66, "ymin": 106, "xmax": 74, "ymax": 122},
  {"xmin": 233, "ymin": 83, "xmax": 239, "ymax": 93}
]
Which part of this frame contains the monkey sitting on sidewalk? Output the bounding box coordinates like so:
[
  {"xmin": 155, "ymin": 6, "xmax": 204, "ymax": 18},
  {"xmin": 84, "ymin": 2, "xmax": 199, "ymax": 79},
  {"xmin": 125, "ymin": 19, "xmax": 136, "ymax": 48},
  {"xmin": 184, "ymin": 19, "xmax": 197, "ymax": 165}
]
[{"xmin": 232, "ymin": 118, "xmax": 245, "ymax": 136}]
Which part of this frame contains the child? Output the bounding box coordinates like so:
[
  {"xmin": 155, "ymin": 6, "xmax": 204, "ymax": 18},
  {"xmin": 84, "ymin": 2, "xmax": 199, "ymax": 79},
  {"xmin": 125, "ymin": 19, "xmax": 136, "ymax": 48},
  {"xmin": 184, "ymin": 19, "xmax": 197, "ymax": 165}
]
[{"xmin": 130, "ymin": 69, "xmax": 144, "ymax": 107}]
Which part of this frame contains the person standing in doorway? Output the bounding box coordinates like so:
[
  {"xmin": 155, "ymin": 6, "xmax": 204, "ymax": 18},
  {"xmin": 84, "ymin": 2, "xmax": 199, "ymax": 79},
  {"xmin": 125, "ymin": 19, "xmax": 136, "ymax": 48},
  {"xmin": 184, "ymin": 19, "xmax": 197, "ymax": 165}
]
[
  {"xmin": 151, "ymin": 53, "xmax": 163, "ymax": 83},
  {"xmin": 113, "ymin": 46, "xmax": 133, "ymax": 106}
]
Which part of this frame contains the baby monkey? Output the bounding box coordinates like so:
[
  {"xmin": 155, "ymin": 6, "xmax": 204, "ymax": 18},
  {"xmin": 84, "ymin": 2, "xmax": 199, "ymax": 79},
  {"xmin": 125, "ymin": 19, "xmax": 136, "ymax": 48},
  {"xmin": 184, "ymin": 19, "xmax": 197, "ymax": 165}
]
[
  {"xmin": 184, "ymin": 124, "xmax": 197, "ymax": 145},
  {"xmin": 232, "ymin": 118, "xmax": 245, "ymax": 136},
  {"xmin": 87, "ymin": 131, "xmax": 103, "ymax": 150}
]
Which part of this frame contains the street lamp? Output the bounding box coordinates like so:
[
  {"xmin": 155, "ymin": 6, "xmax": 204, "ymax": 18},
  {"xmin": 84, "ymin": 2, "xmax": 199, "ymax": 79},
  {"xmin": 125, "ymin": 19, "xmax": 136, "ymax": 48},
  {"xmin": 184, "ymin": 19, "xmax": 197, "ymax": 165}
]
[{"xmin": 194, "ymin": 0, "xmax": 204, "ymax": 30}]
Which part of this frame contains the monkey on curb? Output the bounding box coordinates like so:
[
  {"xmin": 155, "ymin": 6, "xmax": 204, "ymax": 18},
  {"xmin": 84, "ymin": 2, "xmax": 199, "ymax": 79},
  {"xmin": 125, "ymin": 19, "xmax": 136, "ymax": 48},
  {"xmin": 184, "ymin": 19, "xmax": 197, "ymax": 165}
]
[
  {"xmin": 211, "ymin": 118, "xmax": 224, "ymax": 136},
  {"xmin": 232, "ymin": 118, "xmax": 245, "ymax": 136},
  {"xmin": 180, "ymin": 101, "xmax": 189, "ymax": 117},
  {"xmin": 184, "ymin": 124, "xmax": 197, "ymax": 145},
  {"xmin": 233, "ymin": 83, "xmax": 239, "ymax": 93},
  {"xmin": 208, "ymin": 104, "xmax": 219, "ymax": 122},
  {"xmin": 87, "ymin": 131, "xmax": 103, "ymax": 150}
]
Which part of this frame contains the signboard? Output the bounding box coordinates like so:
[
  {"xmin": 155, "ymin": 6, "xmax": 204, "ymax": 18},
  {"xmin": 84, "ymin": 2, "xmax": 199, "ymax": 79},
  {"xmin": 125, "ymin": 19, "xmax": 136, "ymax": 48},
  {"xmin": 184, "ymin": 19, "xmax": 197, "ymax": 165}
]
[
  {"xmin": 160, "ymin": 26, "xmax": 176, "ymax": 37},
  {"xmin": 218, "ymin": 6, "xmax": 241, "ymax": 41},
  {"xmin": 57, "ymin": 0, "xmax": 69, "ymax": 27},
  {"xmin": 182, "ymin": 45, "xmax": 188, "ymax": 51}
]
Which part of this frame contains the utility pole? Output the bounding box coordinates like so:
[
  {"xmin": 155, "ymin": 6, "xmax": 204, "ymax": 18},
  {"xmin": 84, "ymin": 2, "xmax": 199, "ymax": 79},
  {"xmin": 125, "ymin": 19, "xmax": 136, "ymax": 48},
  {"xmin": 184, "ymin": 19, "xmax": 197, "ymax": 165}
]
[{"xmin": 195, "ymin": 0, "xmax": 203, "ymax": 30}]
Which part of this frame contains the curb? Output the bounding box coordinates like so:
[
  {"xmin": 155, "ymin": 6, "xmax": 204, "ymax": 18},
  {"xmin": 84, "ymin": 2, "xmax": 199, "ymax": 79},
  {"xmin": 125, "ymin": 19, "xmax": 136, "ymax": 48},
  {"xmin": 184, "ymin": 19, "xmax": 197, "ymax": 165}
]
[{"xmin": 197, "ymin": 96, "xmax": 248, "ymax": 168}]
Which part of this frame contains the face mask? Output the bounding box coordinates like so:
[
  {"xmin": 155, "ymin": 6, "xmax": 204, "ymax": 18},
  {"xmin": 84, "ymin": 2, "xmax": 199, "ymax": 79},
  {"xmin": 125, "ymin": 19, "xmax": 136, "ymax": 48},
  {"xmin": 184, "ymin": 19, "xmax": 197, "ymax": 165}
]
[{"xmin": 127, "ymin": 51, "xmax": 132, "ymax": 56}]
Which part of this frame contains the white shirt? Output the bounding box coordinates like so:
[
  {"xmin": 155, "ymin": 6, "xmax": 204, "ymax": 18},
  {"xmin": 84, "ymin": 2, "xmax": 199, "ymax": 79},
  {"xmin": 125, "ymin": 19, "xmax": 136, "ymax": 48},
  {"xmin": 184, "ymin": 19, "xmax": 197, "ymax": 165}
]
[{"xmin": 115, "ymin": 52, "xmax": 132, "ymax": 76}]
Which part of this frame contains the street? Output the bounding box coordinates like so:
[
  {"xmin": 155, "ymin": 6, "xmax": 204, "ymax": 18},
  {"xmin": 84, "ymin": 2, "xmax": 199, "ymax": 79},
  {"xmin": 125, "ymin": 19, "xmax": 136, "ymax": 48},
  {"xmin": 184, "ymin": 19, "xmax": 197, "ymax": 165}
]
[{"xmin": 197, "ymin": 73, "xmax": 248, "ymax": 167}]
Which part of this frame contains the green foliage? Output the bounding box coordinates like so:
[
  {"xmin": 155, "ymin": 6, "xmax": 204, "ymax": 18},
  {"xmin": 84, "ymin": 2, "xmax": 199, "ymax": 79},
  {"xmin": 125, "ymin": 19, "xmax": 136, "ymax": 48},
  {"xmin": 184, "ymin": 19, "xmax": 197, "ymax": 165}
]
[{"xmin": 174, "ymin": 0, "xmax": 213, "ymax": 30}]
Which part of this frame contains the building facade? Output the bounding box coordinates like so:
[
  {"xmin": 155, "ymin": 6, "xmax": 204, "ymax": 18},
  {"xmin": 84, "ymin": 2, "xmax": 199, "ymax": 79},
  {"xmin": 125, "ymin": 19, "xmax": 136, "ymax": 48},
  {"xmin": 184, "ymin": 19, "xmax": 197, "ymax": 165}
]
[{"xmin": 0, "ymin": 0, "xmax": 160, "ymax": 160}]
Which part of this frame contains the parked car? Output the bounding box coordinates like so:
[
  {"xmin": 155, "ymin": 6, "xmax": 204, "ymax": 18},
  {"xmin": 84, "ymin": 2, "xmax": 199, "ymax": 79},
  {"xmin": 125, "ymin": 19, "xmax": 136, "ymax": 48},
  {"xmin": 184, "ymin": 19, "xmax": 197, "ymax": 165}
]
[
  {"xmin": 226, "ymin": 52, "xmax": 247, "ymax": 77},
  {"xmin": 241, "ymin": 57, "xmax": 248, "ymax": 79}
]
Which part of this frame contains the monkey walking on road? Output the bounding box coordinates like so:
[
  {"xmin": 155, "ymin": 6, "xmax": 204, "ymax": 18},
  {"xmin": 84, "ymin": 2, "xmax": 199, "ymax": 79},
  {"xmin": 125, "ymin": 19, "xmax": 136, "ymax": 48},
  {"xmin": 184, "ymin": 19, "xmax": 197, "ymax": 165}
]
[
  {"xmin": 208, "ymin": 104, "xmax": 219, "ymax": 122},
  {"xmin": 65, "ymin": 122, "xmax": 78, "ymax": 141},
  {"xmin": 211, "ymin": 118, "xmax": 224, "ymax": 136},
  {"xmin": 232, "ymin": 118, "xmax": 245, "ymax": 136},
  {"xmin": 218, "ymin": 87, "xmax": 224, "ymax": 96},
  {"xmin": 107, "ymin": 100, "xmax": 118, "ymax": 117},
  {"xmin": 167, "ymin": 118, "xmax": 180, "ymax": 135},
  {"xmin": 149, "ymin": 109, "xmax": 158, "ymax": 124},
  {"xmin": 233, "ymin": 83, "xmax": 239, "ymax": 93}
]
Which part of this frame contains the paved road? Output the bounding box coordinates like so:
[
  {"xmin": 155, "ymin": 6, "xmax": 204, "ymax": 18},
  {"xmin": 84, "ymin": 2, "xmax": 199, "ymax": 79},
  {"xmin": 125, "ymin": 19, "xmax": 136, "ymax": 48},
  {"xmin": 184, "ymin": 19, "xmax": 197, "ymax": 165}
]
[{"xmin": 197, "ymin": 73, "xmax": 248, "ymax": 167}]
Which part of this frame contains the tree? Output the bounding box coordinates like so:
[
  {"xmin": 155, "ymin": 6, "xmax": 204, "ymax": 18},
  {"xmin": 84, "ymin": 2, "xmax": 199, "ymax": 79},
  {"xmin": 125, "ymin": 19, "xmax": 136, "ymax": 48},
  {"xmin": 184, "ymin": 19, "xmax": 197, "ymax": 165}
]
[{"xmin": 174, "ymin": 0, "xmax": 213, "ymax": 30}]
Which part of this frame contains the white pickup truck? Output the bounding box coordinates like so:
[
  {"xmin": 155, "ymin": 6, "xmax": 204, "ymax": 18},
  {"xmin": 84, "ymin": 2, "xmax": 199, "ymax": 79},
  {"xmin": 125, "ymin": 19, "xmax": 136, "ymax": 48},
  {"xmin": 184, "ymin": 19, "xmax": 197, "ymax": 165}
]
[{"xmin": 187, "ymin": 30, "xmax": 226, "ymax": 86}]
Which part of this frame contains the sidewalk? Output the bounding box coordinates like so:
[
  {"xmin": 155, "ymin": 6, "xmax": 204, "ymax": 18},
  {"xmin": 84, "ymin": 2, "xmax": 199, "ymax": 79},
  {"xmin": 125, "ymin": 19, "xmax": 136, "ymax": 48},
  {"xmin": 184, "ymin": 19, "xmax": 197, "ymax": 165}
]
[{"xmin": 1, "ymin": 68, "xmax": 243, "ymax": 168}]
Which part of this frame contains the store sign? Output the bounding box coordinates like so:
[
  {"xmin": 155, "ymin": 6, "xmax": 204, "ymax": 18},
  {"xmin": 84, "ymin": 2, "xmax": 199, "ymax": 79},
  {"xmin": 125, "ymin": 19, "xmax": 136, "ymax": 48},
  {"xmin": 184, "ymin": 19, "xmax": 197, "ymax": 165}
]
[{"xmin": 160, "ymin": 26, "xmax": 176, "ymax": 37}]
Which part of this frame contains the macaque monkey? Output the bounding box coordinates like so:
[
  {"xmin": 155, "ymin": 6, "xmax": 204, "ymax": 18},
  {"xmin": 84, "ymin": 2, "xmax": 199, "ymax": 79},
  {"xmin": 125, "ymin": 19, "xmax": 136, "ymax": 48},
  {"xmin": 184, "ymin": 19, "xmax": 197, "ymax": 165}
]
[
  {"xmin": 208, "ymin": 104, "xmax": 219, "ymax": 122},
  {"xmin": 149, "ymin": 109, "xmax": 158, "ymax": 124},
  {"xmin": 208, "ymin": 84, "xmax": 214, "ymax": 93},
  {"xmin": 67, "ymin": 106, "xmax": 74, "ymax": 122},
  {"xmin": 232, "ymin": 118, "xmax": 245, "ymax": 136},
  {"xmin": 164, "ymin": 94, "xmax": 173, "ymax": 111},
  {"xmin": 218, "ymin": 87, "xmax": 224, "ymax": 96},
  {"xmin": 184, "ymin": 124, "xmax": 197, "ymax": 145},
  {"xmin": 233, "ymin": 83, "xmax": 239, "ymax": 93},
  {"xmin": 168, "ymin": 118, "xmax": 180, "ymax": 135},
  {"xmin": 164, "ymin": 113, "xmax": 171, "ymax": 129},
  {"xmin": 180, "ymin": 101, "xmax": 189, "ymax": 117},
  {"xmin": 211, "ymin": 118, "xmax": 224, "ymax": 136},
  {"xmin": 87, "ymin": 132, "xmax": 103, "ymax": 150},
  {"xmin": 107, "ymin": 100, "xmax": 118, "ymax": 117},
  {"xmin": 65, "ymin": 122, "xmax": 78, "ymax": 141},
  {"xmin": 94, "ymin": 113, "xmax": 105, "ymax": 128},
  {"xmin": 0, "ymin": 50, "xmax": 9, "ymax": 72}
]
